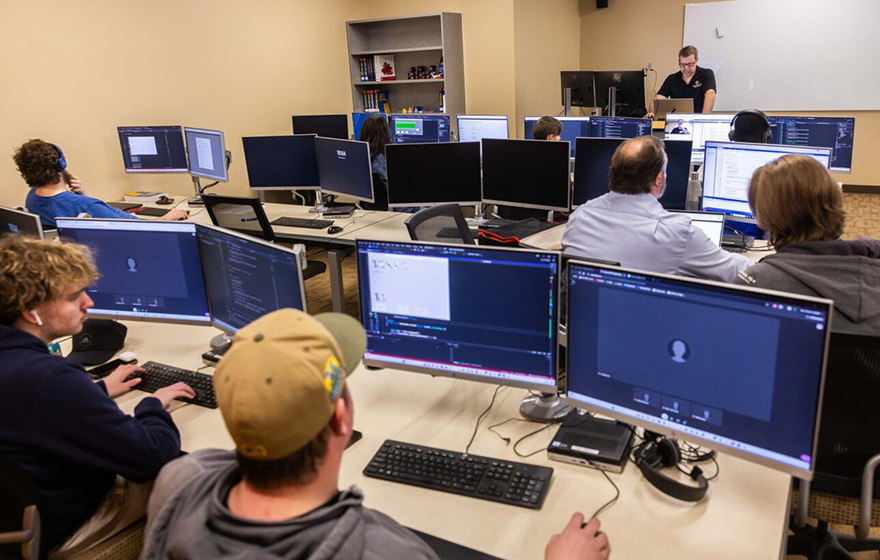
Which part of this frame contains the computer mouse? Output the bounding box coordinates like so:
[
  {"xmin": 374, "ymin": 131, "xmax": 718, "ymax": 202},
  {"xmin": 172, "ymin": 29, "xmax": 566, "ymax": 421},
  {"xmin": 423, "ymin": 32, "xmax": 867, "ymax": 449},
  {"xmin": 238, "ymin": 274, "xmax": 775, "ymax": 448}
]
[
  {"xmin": 328, "ymin": 226, "xmax": 344, "ymax": 234},
  {"xmin": 118, "ymin": 351, "xmax": 137, "ymax": 363}
]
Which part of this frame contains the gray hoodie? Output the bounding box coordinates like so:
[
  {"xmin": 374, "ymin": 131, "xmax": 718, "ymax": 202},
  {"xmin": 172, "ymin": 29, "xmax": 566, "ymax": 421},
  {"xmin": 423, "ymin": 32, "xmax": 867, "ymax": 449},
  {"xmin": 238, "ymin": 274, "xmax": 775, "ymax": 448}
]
[
  {"xmin": 141, "ymin": 449, "xmax": 439, "ymax": 560},
  {"xmin": 734, "ymin": 238, "xmax": 880, "ymax": 335}
]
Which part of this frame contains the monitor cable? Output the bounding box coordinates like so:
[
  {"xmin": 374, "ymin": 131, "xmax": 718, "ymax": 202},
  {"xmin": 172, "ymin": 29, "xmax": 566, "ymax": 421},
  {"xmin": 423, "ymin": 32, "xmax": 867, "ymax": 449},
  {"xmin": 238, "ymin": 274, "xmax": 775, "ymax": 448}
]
[{"xmin": 465, "ymin": 385, "xmax": 506, "ymax": 455}]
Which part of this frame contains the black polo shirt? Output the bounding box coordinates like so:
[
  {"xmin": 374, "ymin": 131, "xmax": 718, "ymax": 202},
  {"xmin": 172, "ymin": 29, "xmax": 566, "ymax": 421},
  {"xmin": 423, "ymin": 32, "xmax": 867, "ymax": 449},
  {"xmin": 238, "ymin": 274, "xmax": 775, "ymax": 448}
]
[{"xmin": 658, "ymin": 66, "xmax": 717, "ymax": 113}]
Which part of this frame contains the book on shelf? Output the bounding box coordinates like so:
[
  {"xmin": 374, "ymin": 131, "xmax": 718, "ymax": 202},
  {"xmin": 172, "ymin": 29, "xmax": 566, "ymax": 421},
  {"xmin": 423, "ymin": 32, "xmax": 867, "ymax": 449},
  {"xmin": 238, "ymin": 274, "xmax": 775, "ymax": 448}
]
[
  {"xmin": 123, "ymin": 191, "xmax": 168, "ymax": 203},
  {"xmin": 359, "ymin": 57, "xmax": 376, "ymax": 82},
  {"xmin": 374, "ymin": 54, "xmax": 396, "ymax": 81},
  {"xmin": 362, "ymin": 89, "xmax": 391, "ymax": 113}
]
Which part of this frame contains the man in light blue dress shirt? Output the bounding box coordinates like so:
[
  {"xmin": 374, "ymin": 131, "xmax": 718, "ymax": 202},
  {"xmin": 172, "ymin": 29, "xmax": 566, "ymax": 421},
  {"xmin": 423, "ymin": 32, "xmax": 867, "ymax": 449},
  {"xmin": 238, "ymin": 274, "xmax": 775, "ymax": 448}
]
[{"xmin": 562, "ymin": 136, "xmax": 751, "ymax": 282}]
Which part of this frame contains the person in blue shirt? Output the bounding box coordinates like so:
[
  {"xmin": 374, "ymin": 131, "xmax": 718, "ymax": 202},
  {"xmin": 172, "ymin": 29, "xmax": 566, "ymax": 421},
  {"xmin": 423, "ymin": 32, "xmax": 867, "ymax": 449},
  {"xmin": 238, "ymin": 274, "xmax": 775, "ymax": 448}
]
[{"xmin": 13, "ymin": 139, "xmax": 187, "ymax": 227}]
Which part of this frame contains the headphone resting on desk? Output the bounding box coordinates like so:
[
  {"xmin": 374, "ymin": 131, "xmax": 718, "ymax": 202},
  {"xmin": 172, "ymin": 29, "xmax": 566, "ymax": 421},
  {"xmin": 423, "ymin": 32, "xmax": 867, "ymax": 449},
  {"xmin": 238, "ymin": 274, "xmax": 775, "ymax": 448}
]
[{"xmin": 635, "ymin": 435, "xmax": 708, "ymax": 502}]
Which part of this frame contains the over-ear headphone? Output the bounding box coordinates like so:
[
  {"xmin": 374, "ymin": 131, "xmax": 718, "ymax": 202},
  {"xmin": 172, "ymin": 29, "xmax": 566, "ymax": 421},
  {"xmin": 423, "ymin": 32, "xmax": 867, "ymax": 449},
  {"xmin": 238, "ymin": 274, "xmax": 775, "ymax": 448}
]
[
  {"xmin": 635, "ymin": 436, "xmax": 708, "ymax": 502},
  {"xmin": 729, "ymin": 109, "xmax": 770, "ymax": 143},
  {"xmin": 30, "ymin": 310, "xmax": 43, "ymax": 327},
  {"xmin": 50, "ymin": 143, "xmax": 68, "ymax": 172}
]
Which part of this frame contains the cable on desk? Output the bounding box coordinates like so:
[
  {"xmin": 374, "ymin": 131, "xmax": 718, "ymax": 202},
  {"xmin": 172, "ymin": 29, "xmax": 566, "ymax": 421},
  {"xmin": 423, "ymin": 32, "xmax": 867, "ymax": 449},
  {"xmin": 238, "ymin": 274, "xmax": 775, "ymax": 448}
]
[
  {"xmin": 465, "ymin": 385, "xmax": 505, "ymax": 455},
  {"xmin": 513, "ymin": 423, "xmax": 555, "ymax": 458}
]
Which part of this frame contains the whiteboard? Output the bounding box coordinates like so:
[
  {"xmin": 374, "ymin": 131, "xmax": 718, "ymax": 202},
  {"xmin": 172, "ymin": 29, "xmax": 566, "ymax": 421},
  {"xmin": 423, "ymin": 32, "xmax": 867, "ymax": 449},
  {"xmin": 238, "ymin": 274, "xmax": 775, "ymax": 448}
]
[{"xmin": 683, "ymin": 0, "xmax": 880, "ymax": 111}]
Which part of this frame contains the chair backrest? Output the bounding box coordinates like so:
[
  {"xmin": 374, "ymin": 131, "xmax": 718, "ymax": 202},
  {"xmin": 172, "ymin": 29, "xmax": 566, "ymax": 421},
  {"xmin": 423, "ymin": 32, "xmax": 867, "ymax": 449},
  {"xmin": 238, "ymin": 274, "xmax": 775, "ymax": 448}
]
[
  {"xmin": 202, "ymin": 194, "xmax": 275, "ymax": 242},
  {"xmin": 0, "ymin": 457, "xmax": 42, "ymax": 559},
  {"xmin": 404, "ymin": 204, "xmax": 474, "ymax": 245},
  {"xmin": 813, "ymin": 332, "xmax": 880, "ymax": 497}
]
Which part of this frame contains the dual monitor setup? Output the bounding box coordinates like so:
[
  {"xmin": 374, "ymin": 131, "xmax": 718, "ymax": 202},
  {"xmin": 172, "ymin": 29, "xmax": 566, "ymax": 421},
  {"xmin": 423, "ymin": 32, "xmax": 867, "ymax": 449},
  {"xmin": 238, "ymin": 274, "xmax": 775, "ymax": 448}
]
[{"xmin": 117, "ymin": 126, "xmax": 230, "ymax": 187}]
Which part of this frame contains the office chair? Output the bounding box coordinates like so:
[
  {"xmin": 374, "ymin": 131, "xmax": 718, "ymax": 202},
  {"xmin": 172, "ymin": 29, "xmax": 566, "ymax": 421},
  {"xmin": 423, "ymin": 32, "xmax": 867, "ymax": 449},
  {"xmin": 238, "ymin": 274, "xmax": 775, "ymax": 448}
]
[
  {"xmin": 404, "ymin": 204, "xmax": 474, "ymax": 245},
  {"xmin": 202, "ymin": 194, "xmax": 327, "ymax": 280},
  {"xmin": 788, "ymin": 332, "xmax": 880, "ymax": 560}
]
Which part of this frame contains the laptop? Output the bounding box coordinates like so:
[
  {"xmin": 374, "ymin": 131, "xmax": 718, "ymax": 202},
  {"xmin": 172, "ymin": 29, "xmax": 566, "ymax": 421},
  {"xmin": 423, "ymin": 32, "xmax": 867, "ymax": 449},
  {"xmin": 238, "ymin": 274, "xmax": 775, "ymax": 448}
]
[
  {"xmin": 669, "ymin": 210, "xmax": 725, "ymax": 247},
  {"xmin": 655, "ymin": 98, "xmax": 694, "ymax": 120},
  {"xmin": 0, "ymin": 206, "xmax": 44, "ymax": 239}
]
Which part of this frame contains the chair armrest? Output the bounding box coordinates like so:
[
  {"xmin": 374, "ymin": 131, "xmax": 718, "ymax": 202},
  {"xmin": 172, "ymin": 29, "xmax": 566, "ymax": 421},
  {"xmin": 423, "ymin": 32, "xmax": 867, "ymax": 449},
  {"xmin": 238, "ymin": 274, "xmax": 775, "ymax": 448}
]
[{"xmin": 857, "ymin": 452, "xmax": 880, "ymax": 539}]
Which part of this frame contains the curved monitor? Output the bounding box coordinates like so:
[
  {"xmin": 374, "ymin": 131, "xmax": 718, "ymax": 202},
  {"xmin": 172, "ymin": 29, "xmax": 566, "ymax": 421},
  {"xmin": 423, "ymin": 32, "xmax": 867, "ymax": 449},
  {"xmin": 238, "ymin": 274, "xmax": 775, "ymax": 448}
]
[
  {"xmin": 564, "ymin": 261, "xmax": 832, "ymax": 478},
  {"xmin": 357, "ymin": 240, "xmax": 560, "ymax": 392}
]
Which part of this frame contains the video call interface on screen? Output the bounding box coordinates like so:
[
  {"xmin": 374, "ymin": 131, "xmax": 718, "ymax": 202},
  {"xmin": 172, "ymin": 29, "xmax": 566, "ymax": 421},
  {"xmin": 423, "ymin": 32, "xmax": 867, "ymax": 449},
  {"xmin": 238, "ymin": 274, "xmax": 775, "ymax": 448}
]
[
  {"xmin": 357, "ymin": 241, "xmax": 559, "ymax": 388},
  {"xmin": 117, "ymin": 126, "xmax": 188, "ymax": 173},
  {"xmin": 663, "ymin": 114, "xmax": 735, "ymax": 163},
  {"xmin": 701, "ymin": 142, "xmax": 832, "ymax": 219},
  {"xmin": 390, "ymin": 115, "xmax": 451, "ymax": 143},
  {"xmin": 565, "ymin": 263, "xmax": 829, "ymax": 472},
  {"xmin": 56, "ymin": 220, "xmax": 211, "ymax": 323},
  {"xmin": 197, "ymin": 226, "xmax": 304, "ymax": 333}
]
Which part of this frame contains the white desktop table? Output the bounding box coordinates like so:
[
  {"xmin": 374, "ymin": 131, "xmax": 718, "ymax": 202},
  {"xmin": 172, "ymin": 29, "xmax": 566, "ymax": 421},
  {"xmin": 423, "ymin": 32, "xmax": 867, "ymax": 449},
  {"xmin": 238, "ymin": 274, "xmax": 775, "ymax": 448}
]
[{"xmin": 105, "ymin": 321, "xmax": 791, "ymax": 560}]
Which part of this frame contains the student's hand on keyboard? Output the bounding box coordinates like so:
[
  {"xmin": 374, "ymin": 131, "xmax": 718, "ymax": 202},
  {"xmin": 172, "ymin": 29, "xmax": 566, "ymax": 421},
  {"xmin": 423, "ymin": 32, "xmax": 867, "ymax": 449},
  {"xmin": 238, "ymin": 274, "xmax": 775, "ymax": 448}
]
[
  {"xmin": 545, "ymin": 514, "xmax": 610, "ymax": 560},
  {"xmin": 157, "ymin": 209, "xmax": 189, "ymax": 221},
  {"xmin": 103, "ymin": 363, "xmax": 144, "ymax": 397},
  {"xmin": 152, "ymin": 382, "xmax": 196, "ymax": 409}
]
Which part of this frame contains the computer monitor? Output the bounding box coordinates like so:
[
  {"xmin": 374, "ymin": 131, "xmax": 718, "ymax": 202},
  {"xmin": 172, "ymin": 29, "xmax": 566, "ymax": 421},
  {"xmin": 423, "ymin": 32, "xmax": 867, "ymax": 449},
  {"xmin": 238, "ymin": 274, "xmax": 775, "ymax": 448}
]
[
  {"xmin": 292, "ymin": 114, "xmax": 349, "ymax": 140},
  {"xmin": 241, "ymin": 135, "xmax": 320, "ymax": 191},
  {"xmin": 668, "ymin": 211, "xmax": 725, "ymax": 247},
  {"xmin": 661, "ymin": 138, "xmax": 694, "ymax": 211},
  {"xmin": 560, "ymin": 71, "xmax": 595, "ymax": 107},
  {"xmin": 385, "ymin": 142, "xmax": 482, "ymax": 207},
  {"xmin": 55, "ymin": 219, "xmax": 211, "ymax": 325},
  {"xmin": 664, "ymin": 113, "xmax": 735, "ymax": 164},
  {"xmin": 564, "ymin": 261, "xmax": 832, "ymax": 478},
  {"xmin": 589, "ymin": 116, "xmax": 652, "ymax": 139},
  {"xmin": 0, "ymin": 206, "xmax": 43, "ymax": 239},
  {"xmin": 701, "ymin": 141, "xmax": 833, "ymax": 221},
  {"xmin": 357, "ymin": 240, "xmax": 560, "ymax": 392},
  {"xmin": 482, "ymin": 138, "xmax": 571, "ymax": 212},
  {"xmin": 456, "ymin": 115, "xmax": 509, "ymax": 150},
  {"xmin": 572, "ymin": 137, "xmax": 623, "ymax": 207},
  {"xmin": 353, "ymin": 112, "xmax": 388, "ymax": 141},
  {"xmin": 767, "ymin": 116, "xmax": 856, "ymax": 173},
  {"xmin": 389, "ymin": 114, "xmax": 451, "ymax": 143},
  {"xmin": 314, "ymin": 137, "xmax": 374, "ymax": 203},
  {"xmin": 117, "ymin": 126, "xmax": 188, "ymax": 173},
  {"xmin": 196, "ymin": 224, "xmax": 306, "ymax": 335},
  {"xmin": 593, "ymin": 71, "xmax": 646, "ymax": 117},
  {"xmin": 524, "ymin": 116, "xmax": 591, "ymax": 158},
  {"xmin": 184, "ymin": 127, "xmax": 228, "ymax": 182}
]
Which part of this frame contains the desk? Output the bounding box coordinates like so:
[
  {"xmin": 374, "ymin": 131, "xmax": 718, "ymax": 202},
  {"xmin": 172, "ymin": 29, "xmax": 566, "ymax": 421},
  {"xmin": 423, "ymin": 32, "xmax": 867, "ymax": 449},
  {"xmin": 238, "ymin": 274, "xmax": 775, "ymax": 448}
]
[{"xmin": 107, "ymin": 321, "xmax": 791, "ymax": 560}]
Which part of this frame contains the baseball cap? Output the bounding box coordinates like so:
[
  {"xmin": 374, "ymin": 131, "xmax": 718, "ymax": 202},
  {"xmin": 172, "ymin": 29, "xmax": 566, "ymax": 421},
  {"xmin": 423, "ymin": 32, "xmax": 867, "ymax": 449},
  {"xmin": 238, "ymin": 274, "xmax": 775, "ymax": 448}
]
[
  {"xmin": 214, "ymin": 309, "xmax": 366, "ymax": 460},
  {"xmin": 67, "ymin": 319, "xmax": 127, "ymax": 365}
]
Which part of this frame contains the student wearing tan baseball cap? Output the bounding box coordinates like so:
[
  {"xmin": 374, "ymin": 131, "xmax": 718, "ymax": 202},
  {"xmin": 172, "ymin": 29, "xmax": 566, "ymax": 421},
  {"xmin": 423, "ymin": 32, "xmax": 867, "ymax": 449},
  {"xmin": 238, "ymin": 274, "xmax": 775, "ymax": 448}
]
[{"xmin": 141, "ymin": 309, "xmax": 609, "ymax": 560}]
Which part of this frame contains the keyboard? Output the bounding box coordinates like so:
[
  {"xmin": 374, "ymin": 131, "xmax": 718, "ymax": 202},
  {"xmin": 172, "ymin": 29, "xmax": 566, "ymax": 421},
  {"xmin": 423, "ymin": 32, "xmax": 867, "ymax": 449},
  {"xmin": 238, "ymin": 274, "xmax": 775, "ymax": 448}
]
[
  {"xmin": 271, "ymin": 216, "xmax": 334, "ymax": 229},
  {"xmin": 363, "ymin": 440, "xmax": 553, "ymax": 509},
  {"xmin": 132, "ymin": 207, "xmax": 170, "ymax": 217},
  {"xmin": 132, "ymin": 361, "xmax": 218, "ymax": 409}
]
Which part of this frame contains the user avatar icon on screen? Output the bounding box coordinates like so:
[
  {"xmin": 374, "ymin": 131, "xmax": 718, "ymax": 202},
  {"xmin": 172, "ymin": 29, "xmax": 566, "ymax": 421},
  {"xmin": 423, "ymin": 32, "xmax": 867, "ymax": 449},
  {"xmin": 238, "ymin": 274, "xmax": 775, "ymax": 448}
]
[
  {"xmin": 126, "ymin": 257, "xmax": 138, "ymax": 273},
  {"xmin": 668, "ymin": 339, "xmax": 691, "ymax": 363}
]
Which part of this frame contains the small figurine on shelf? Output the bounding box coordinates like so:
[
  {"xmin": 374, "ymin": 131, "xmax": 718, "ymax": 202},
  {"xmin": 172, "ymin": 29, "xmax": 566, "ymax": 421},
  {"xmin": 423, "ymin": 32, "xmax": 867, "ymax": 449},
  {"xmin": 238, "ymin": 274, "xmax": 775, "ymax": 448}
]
[
  {"xmin": 429, "ymin": 65, "xmax": 438, "ymax": 79},
  {"xmin": 437, "ymin": 56, "xmax": 444, "ymax": 78},
  {"xmin": 407, "ymin": 66, "xmax": 416, "ymax": 80},
  {"xmin": 416, "ymin": 66, "xmax": 427, "ymax": 79}
]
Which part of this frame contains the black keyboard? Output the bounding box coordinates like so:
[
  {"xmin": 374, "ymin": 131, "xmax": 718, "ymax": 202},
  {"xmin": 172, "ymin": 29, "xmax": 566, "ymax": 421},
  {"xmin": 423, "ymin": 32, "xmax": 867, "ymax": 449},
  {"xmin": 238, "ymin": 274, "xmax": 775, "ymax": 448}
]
[
  {"xmin": 133, "ymin": 361, "xmax": 217, "ymax": 409},
  {"xmin": 132, "ymin": 207, "xmax": 170, "ymax": 217},
  {"xmin": 364, "ymin": 440, "xmax": 553, "ymax": 509},
  {"xmin": 271, "ymin": 216, "xmax": 334, "ymax": 229}
]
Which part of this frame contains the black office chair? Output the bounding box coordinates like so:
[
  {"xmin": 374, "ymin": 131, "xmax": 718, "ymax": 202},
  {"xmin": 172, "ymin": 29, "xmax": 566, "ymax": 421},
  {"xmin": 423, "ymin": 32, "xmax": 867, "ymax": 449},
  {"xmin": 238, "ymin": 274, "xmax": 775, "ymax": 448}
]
[
  {"xmin": 0, "ymin": 457, "xmax": 42, "ymax": 560},
  {"xmin": 404, "ymin": 204, "xmax": 474, "ymax": 245},
  {"xmin": 202, "ymin": 194, "xmax": 327, "ymax": 280},
  {"xmin": 788, "ymin": 332, "xmax": 880, "ymax": 559}
]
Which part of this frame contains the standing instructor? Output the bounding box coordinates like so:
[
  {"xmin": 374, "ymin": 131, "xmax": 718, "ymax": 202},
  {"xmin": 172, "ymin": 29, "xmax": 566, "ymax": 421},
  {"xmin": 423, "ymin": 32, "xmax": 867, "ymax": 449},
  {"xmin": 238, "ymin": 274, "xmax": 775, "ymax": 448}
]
[{"xmin": 650, "ymin": 45, "xmax": 716, "ymax": 116}]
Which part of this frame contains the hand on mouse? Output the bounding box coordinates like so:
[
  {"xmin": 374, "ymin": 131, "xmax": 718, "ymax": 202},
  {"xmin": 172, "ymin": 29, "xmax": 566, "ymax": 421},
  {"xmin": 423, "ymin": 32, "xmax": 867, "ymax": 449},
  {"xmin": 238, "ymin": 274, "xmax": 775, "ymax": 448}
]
[
  {"xmin": 158, "ymin": 209, "xmax": 188, "ymax": 221},
  {"xmin": 545, "ymin": 514, "xmax": 610, "ymax": 560},
  {"xmin": 102, "ymin": 363, "xmax": 143, "ymax": 397}
]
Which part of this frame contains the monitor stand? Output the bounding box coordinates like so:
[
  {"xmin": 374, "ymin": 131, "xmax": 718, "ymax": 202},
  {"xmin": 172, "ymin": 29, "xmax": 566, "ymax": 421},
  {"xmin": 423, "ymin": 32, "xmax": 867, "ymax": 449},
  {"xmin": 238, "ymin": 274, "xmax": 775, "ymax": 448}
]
[
  {"xmin": 520, "ymin": 393, "xmax": 571, "ymax": 422},
  {"xmin": 309, "ymin": 193, "xmax": 330, "ymax": 214}
]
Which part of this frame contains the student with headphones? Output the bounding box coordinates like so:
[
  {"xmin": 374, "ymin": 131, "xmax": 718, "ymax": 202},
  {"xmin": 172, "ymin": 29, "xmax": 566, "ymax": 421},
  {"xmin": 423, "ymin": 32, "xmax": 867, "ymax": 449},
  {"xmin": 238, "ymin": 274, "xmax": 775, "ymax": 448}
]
[
  {"xmin": 0, "ymin": 235, "xmax": 195, "ymax": 557},
  {"xmin": 12, "ymin": 139, "xmax": 188, "ymax": 227},
  {"xmin": 728, "ymin": 109, "xmax": 772, "ymax": 143}
]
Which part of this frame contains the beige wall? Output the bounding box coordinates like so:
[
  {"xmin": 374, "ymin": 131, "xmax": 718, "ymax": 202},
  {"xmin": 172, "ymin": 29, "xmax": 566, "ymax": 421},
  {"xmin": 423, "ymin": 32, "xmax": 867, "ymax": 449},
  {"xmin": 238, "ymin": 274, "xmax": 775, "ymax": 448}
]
[
  {"xmin": 513, "ymin": 0, "xmax": 581, "ymax": 139},
  {"xmin": 579, "ymin": 0, "xmax": 880, "ymax": 186},
  {"xmin": 364, "ymin": 0, "xmax": 518, "ymax": 136},
  {"xmin": 0, "ymin": 0, "xmax": 367, "ymax": 208}
]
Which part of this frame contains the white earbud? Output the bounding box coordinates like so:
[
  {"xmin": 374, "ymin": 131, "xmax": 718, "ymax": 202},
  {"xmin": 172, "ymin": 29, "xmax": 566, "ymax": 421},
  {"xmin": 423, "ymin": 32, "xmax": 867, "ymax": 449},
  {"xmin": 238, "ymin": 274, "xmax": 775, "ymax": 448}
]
[{"xmin": 30, "ymin": 310, "xmax": 43, "ymax": 326}]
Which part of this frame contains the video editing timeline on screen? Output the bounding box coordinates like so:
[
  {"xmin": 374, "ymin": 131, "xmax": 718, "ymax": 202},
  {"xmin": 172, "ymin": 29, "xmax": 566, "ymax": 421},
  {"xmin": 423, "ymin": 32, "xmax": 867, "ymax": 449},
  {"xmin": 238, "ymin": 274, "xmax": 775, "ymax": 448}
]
[
  {"xmin": 768, "ymin": 116, "xmax": 856, "ymax": 172},
  {"xmin": 55, "ymin": 220, "xmax": 211, "ymax": 323},
  {"xmin": 197, "ymin": 227, "xmax": 304, "ymax": 333},
  {"xmin": 565, "ymin": 263, "xmax": 830, "ymax": 473},
  {"xmin": 117, "ymin": 126, "xmax": 188, "ymax": 172},
  {"xmin": 358, "ymin": 241, "xmax": 558, "ymax": 387}
]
